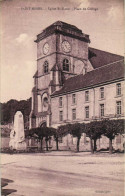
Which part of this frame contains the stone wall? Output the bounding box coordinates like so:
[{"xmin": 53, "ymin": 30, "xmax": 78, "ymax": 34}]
[
  {"xmin": 26, "ymin": 133, "xmax": 124, "ymax": 152},
  {"xmin": 50, "ymin": 134, "xmax": 124, "ymax": 151},
  {"xmin": 1, "ymin": 134, "xmax": 124, "ymax": 152}
]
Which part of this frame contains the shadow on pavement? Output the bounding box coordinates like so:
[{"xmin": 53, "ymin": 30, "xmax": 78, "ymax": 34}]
[{"xmin": 1, "ymin": 178, "xmax": 17, "ymax": 196}]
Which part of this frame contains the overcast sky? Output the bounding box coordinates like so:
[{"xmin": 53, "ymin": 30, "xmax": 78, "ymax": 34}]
[{"xmin": 0, "ymin": 0, "xmax": 124, "ymax": 103}]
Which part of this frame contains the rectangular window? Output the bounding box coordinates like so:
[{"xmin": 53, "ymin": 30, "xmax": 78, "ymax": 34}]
[
  {"xmin": 116, "ymin": 101, "xmax": 121, "ymax": 115},
  {"xmin": 72, "ymin": 94, "xmax": 76, "ymax": 104},
  {"xmin": 100, "ymin": 87, "xmax": 104, "ymax": 99},
  {"xmin": 59, "ymin": 111, "xmax": 63, "ymax": 121},
  {"xmin": 100, "ymin": 104, "xmax": 104, "ymax": 117},
  {"xmin": 85, "ymin": 106, "xmax": 89, "ymax": 119},
  {"xmin": 59, "ymin": 97, "xmax": 63, "ymax": 107},
  {"xmin": 116, "ymin": 83, "xmax": 121, "ymax": 96},
  {"xmin": 85, "ymin": 91, "xmax": 89, "ymax": 102},
  {"xmin": 72, "ymin": 109, "xmax": 76, "ymax": 120}
]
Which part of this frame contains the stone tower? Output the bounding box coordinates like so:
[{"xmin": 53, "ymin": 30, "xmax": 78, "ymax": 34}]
[{"xmin": 30, "ymin": 21, "xmax": 90, "ymax": 128}]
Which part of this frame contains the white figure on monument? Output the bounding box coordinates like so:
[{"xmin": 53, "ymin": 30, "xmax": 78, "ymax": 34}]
[{"xmin": 9, "ymin": 111, "xmax": 26, "ymax": 150}]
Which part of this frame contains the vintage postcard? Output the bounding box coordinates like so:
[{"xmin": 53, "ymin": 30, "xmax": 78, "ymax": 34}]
[{"xmin": 0, "ymin": 0, "xmax": 124, "ymax": 196}]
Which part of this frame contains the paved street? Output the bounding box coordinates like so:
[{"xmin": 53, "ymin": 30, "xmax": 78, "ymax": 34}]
[{"xmin": 1, "ymin": 151, "xmax": 124, "ymax": 196}]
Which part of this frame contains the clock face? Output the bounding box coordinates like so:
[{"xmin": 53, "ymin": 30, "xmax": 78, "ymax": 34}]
[
  {"xmin": 62, "ymin": 41, "xmax": 71, "ymax": 53},
  {"xmin": 43, "ymin": 43, "xmax": 49, "ymax": 55}
]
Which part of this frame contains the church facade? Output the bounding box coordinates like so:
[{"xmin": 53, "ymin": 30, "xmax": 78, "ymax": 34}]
[{"xmin": 29, "ymin": 21, "xmax": 124, "ymax": 135}]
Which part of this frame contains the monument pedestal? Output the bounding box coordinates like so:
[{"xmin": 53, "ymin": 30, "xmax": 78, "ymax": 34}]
[
  {"xmin": 9, "ymin": 140, "xmax": 27, "ymax": 150},
  {"xmin": 9, "ymin": 139, "xmax": 16, "ymax": 150},
  {"xmin": 15, "ymin": 141, "xmax": 27, "ymax": 150}
]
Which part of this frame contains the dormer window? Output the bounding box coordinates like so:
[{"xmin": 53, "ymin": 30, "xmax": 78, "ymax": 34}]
[
  {"xmin": 63, "ymin": 59, "xmax": 69, "ymax": 71},
  {"xmin": 43, "ymin": 61, "xmax": 49, "ymax": 73}
]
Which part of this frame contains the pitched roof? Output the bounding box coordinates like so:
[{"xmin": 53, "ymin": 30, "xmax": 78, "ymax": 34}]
[
  {"xmin": 48, "ymin": 21, "xmax": 82, "ymax": 33},
  {"xmin": 51, "ymin": 60, "xmax": 124, "ymax": 97},
  {"xmin": 88, "ymin": 47, "xmax": 124, "ymax": 69},
  {"xmin": 35, "ymin": 21, "xmax": 90, "ymax": 43}
]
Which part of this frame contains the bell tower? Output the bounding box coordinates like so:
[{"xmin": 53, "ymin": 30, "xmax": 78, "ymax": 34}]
[{"xmin": 30, "ymin": 21, "xmax": 90, "ymax": 128}]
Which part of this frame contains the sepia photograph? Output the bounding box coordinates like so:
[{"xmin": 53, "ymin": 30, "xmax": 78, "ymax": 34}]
[{"xmin": 0, "ymin": 0, "xmax": 124, "ymax": 195}]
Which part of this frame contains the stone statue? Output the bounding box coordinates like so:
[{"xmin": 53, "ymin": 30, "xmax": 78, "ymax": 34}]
[{"xmin": 9, "ymin": 111, "xmax": 26, "ymax": 150}]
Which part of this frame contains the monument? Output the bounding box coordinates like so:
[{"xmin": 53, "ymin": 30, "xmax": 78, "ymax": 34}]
[{"xmin": 9, "ymin": 111, "xmax": 27, "ymax": 150}]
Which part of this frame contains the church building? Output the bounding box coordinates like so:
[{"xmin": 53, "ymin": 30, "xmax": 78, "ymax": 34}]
[{"xmin": 29, "ymin": 21, "xmax": 124, "ymax": 134}]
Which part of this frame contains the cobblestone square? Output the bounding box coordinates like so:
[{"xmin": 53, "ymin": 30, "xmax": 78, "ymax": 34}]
[{"xmin": 1, "ymin": 152, "xmax": 124, "ymax": 196}]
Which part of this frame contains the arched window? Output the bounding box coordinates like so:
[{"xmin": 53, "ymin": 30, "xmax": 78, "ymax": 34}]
[
  {"xmin": 43, "ymin": 97, "xmax": 48, "ymax": 108},
  {"xmin": 43, "ymin": 61, "xmax": 49, "ymax": 73},
  {"xmin": 63, "ymin": 59, "xmax": 69, "ymax": 71}
]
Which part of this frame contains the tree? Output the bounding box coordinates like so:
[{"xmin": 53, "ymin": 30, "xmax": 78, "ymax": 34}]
[
  {"xmin": 102, "ymin": 119, "xmax": 125, "ymax": 154},
  {"xmin": 56, "ymin": 123, "xmax": 85, "ymax": 152},
  {"xmin": 25, "ymin": 127, "xmax": 41, "ymax": 149},
  {"xmin": 84, "ymin": 121, "xmax": 103, "ymax": 154},
  {"xmin": 1, "ymin": 98, "xmax": 31, "ymax": 125},
  {"xmin": 53, "ymin": 124, "xmax": 71, "ymax": 151},
  {"xmin": 1, "ymin": 127, "xmax": 11, "ymax": 138},
  {"xmin": 69, "ymin": 123, "xmax": 84, "ymax": 152},
  {"xmin": 69, "ymin": 123, "xmax": 85, "ymax": 152},
  {"xmin": 40, "ymin": 127, "xmax": 56, "ymax": 151},
  {"xmin": 25, "ymin": 127, "xmax": 56, "ymax": 151}
]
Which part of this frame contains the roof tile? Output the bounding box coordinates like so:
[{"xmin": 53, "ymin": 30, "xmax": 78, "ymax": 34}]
[
  {"xmin": 51, "ymin": 60, "xmax": 124, "ymax": 96},
  {"xmin": 88, "ymin": 47, "xmax": 123, "ymax": 69}
]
